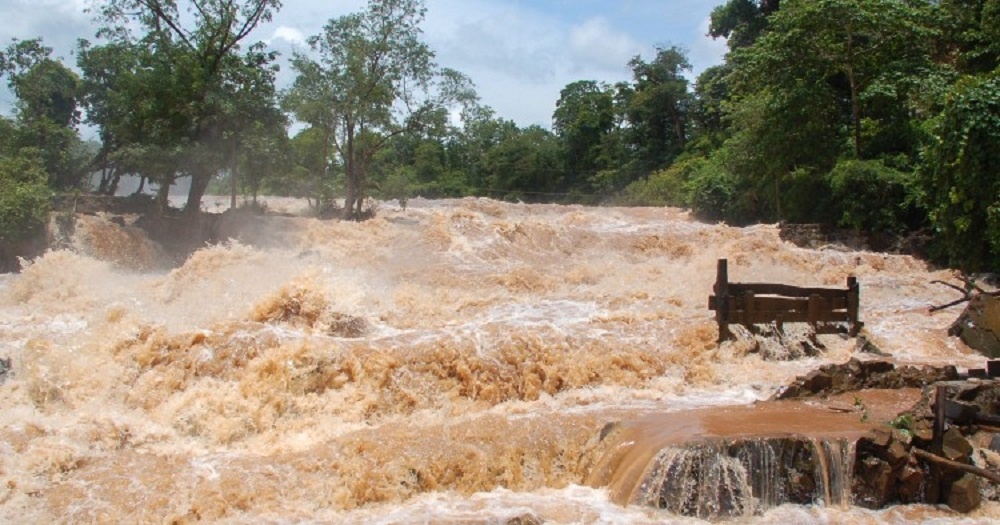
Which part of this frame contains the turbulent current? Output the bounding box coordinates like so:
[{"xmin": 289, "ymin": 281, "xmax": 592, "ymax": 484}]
[{"xmin": 0, "ymin": 197, "xmax": 995, "ymax": 523}]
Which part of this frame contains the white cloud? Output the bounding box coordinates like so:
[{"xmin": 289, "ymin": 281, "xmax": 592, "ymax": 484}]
[
  {"xmin": 687, "ymin": 16, "xmax": 729, "ymax": 77},
  {"xmin": 1, "ymin": 0, "xmax": 730, "ymax": 128},
  {"xmin": 268, "ymin": 26, "xmax": 307, "ymax": 47},
  {"xmin": 426, "ymin": 1, "xmax": 563, "ymax": 86},
  {"xmin": 568, "ymin": 17, "xmax": 646, "ymax": 73}
]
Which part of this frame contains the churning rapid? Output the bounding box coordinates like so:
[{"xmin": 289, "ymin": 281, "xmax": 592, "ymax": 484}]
[{"xmin": 0, "ymin": 197, "xmax": 994, "ymax": 523}]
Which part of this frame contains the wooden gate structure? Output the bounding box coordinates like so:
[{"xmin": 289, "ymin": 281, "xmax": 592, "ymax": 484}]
[{"xmin": 708, "ymin": 259, "xmax": 862, "ymax": 343}]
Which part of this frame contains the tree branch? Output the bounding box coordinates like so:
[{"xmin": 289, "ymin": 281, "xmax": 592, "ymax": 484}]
[
  {"xmin": 914, "ymin": 448, "xmax": 1000, "ymax": 484},
  {"xmin": 137, "ymin": 0, "xmax": 194, "ymax": 50}
]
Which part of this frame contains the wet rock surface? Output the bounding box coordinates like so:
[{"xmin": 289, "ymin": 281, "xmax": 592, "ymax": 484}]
[
  {"xmin": 951, "ymin": 294, "xmax": 1000, "ymax": 358},
  {"xmin": 773, "ymin": 358, "xmax": 959, "ymax": 400},
  {"xmin": 608, "ymin": 360, "xmax": 1000, "ymax": 517},
  {"xmin": 778, "ymin": 361, "xmax": 1000, "ymax": 514}
]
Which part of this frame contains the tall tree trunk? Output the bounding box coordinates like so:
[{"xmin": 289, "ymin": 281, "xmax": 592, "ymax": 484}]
[
  {"xmin": 107, "ymin": 167, "xmax": 121, "ymax": 196},
  {"xmin": 774, "ymin": 172, "xmax": 782, "ymax": 221},
  {"xmin": 230, "ymin": 140, "xmax": 239, "ymax": 210},
  {"xmin": 155, "ymin": 176, "xmax": 171, "ymax": 211},
  {"xmin": 343, "ymin": 125, "xmax": 360, "ymax": 220},
  {"xmin": 97, "ymin": 146, "xmax": 111, "ymax": 195},
  {"xmin": 185, "ymin": 172, "xmax": 211, "ymax": 215}
]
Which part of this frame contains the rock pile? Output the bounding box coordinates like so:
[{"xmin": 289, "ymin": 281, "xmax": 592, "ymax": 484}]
[
  {"xmin": 773, "ymin": 358, "xmax": 959, "ymax": 400},
  {"xmin": 778, "ymin": 360, "xmax": 1000, "ymax": 513}
]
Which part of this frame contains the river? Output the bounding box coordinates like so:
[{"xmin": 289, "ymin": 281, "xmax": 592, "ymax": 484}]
[{"xmin": 0, "ymin": 197, "xmax": 995, "ymax": 523}]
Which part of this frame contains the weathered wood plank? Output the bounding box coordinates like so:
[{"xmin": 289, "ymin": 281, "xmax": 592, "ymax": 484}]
[
  {"xmin": 710, "ymin": 258, "xmax": 862, "ymax": 343},
  {"xmin": 728, "ymin": 282, "xmax": 850, "ymax": 299}
]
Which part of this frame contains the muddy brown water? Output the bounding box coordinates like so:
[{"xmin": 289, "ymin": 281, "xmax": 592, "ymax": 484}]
[{"xmin": 0, "ymin": 197, "xmax": 994, "ymax": 523}]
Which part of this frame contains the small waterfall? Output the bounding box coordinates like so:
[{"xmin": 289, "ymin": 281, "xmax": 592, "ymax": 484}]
[
  {"xmin": 628, "ymin": 437, "xmax": 856, "ymax": 519},
  {"xmin": 811, "ymin": 437, "xmax": 856, "ymax": 508}
]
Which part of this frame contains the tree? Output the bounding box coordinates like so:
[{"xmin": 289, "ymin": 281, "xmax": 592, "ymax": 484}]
[
  {"xmin": 620, "ymin": 47, "xmax": 693, "ymax": 177},
  {"xmin": 0, "ymin": 117, "xmax": 50, "ymax": 244},
  {"xmin": 1, "ymin": 39, "xmax": 85, "ymax": 190},
  {"xmin": 718, "ymin": 0, "xmax": 937, "ymax": 220},
  {"xmin": 284, "ymin": 0, "xmax": 475, "ymax": 220},
  {"xmin": 935, "ymin": 0, "xmax": 1000, "ymax": 74},
  {"xmin": 482, "ymin": 125, "xmax": 563, "ymax": 201},
  {"xmin": 922, "ymin": 72, "xmax": 1000, "ymax": 272},
  {"xmin": 236, "ymin": 118, "xmax": 291, "ymax": 205},
  {"xmin": 765, "ymin": 0, "xmax": 932, "ymax": 158},
  {"xmin": 552, "ymin": 80, "xmax": 615, "ymax": 195},
  {"xmin": 285, "ymin": 127, "xmax": 335, "ymax": 209},
  {"xmin": 92, "ymin": 0, "xmax": 282, "ymax": 213},
  {"xmin": 710, "ymin": 0, "xmax": 781, "ymax": 50},
  {"xmin": 688, "ymin": 64, "xmax": 732, "ymax": 153}
]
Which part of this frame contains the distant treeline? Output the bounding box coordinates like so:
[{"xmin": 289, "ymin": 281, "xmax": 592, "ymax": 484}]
[{"xmin": 0, "ymin": 0, "xmax": 997, "ymax": 272}]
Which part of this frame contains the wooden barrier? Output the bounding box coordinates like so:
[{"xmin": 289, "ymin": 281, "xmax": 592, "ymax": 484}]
[{"xmin": 708, "ymin": 259, "xmax": 862, "ymax": 343}]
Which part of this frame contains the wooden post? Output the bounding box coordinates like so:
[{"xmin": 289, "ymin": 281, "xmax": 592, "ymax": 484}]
[
  {"xmin": 933, "ymin": 384, "xmax": 948, "ymax": 453},
  {"xmin": 928, "ymin": 384, "xmax": 949, "ymax": 503},
  {"xmin": 847, "ymin": 276, "xmax": 860, "ymax": 336},
  {"xmin": 715, "ymin": 259, "xmax": 731, "ymax": 343},
  {"xmin": 807, "ymin": 293, "xmax": 821, "ymax": 331}
]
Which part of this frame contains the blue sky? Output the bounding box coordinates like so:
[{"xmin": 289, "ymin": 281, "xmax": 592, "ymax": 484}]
[{"xmin": 0, "ymin": 0, "xmax": 728, "ymax": 129}]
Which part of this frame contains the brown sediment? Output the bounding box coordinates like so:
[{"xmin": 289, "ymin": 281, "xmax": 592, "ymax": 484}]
[
  {"xmin": 586, "ymin": 401, "xmax": 880, "ymax": 506},
  {"xmin": 44, "ymin": 412, "xmax": 608, "ymax": 520},
  {"xmin": 1, "ymin": 198, "xmax": 994, "ymax": 522}
]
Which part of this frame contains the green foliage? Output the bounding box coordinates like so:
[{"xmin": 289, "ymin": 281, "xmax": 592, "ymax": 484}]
[
  {"xmin": 619, "ymin": 157, "xmax": 705, "ymax": 207},
  {"xmin": 0, "ymin": 151, "xmax": 51, "ymax": 242},
  {"xmin": 379, "ymin": 167, "xmax": 414, "ymax": 208},
  {"xmin": 285, "ymin": 0, "xmax": 475, "ymax": 219},
  {"xmin": 828, "ymin": 159, "xmax": 925, "ymax": 233},
  {"xmin": 922, "ymin": 72, "xmax": 1000, "ymax": 272},
  {"xmin": 936, "ymin": 0, "xmax": 1000, "ymax": 74},
  {"xmin": 86, "ymin": 0, "xmax": 282, "ymax": 211},
  {"xmin": 2, "ymin": 39, "xmax": 86, "ymax": 190},
  {"xmin": 686, "ymin": 159, "xmax": 740, "ymax": 223},
  {"xmin": 710, "ymin": 0, "xmax": 779, "ymax": 49},
  {"xmin": 552, "ymin": 80, "xmax": 615, "ymax": 192},
  {"xmin": 481, "ymin": 125, "xmax": 564, "ymax": 201},
  {"xmin": 621, "ymin": 47, "xmax": 693, "ymax": 176},
  {"xmin": 889, "ymin": 413, "xmax": 915, "ymax": 441}
]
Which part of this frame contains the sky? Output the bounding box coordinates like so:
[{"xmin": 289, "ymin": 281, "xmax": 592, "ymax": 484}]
[{"xmin": 0, "ymin": 0, "xmax": 729, "ymax": 129}]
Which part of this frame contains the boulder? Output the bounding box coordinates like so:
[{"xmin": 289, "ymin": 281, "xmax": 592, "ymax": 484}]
[
  {"xmin": 801, "ymin": 370, "xmax": 833, "ymax": 393},
  {"xmin": 942, "ymin": 428, "xmax": 973, "ymax": 462},
  {"xmin": 946, "ymin": 474, "xmax": 982, "ymax": 513},
  {"xmin": 950, "ymin": 294, "xmax": 1000, "ymax": 358},
  {"xmin": 506, "ymin": 514, "xmax": 542, "ymax": 525},
  {"xmin": 897, "ymin": 464, "xmax": 924, "ymax": 503}
]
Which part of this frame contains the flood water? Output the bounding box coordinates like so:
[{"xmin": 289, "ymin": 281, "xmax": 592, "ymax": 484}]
[{"xmin": 0, "ymin": 197, "xmax": 995, "ymax": 523}]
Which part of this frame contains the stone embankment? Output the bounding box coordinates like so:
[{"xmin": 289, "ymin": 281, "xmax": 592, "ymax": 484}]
[{"xmin": 779, "ymin": 358, "xmax": 1000, "ymax": 513}]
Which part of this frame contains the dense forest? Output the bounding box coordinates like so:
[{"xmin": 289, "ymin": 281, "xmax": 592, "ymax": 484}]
[{"xmin": 0, "ymin": 0, "xmax": 997, "ymax": 272}]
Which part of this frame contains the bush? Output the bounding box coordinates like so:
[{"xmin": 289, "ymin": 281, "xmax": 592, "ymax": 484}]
[
  {"xmin": 827, "ymin": 159, "xmax": 925, "ymax": 234},
  {"xmin": 0, "ymin": 153, "xmax": 51, "ymax": 242},
  {"xmin": 921, "ymin": 72, "xmax": 1000, "ymax": 272},
  {"xmin": 619, "ymin": 157, "xmax": 703, "ymax": 207},
  {"xmin": 686, "ymin": 159, "xmax": 739, "ymax": 222}
]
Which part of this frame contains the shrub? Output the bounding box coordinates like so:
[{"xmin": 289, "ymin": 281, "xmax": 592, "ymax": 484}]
[
  {"xmin": 921, "ymin": 72, "xmax": 1000, "ymax": 272},
  {"xmin": 0, "ymin": 152, "xmax": 51, "ymax": 243},
  {"xmin": 828, "ymin": 158, "xmax": 925, "ymax": 234}
]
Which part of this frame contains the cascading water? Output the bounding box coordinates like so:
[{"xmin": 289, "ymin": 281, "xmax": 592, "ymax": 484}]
[
  {"xmin": 627, "ymin": 436, "xmax": 856, "ymax": 519},
  {"xmin": 812, "ymin": 437, "xmax": 856, "ymax": 509},
  {"xmin": 0, "ymin": 197, "xmax": 995, "ymax": 523}
]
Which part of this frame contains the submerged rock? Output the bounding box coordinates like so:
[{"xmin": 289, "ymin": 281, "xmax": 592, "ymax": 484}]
[
  {"xmin": 947, "ymin": 474, "xmax": 982, "ymax": 513},
  {"xmin": 774, "ymin": 359, "xmax": 958, "ymax": 400},
  {"xmin": 950, "ymin": 294, "xmax": 1000, "ymax": 358}
]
